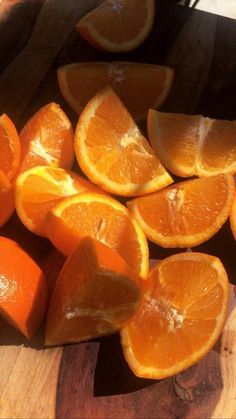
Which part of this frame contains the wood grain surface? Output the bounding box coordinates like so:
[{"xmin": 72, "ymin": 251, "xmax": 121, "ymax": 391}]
[{"xmin": 0, "ymin": 0, "xmax": 236, "ymax": 418}]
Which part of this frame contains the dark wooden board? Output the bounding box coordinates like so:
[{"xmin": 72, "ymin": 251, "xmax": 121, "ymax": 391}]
[{"xmin": 0, "ymin": 0, "xmax": 236, "ymax": 418}]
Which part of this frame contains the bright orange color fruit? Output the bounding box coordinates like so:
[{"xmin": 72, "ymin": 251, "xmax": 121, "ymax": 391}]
[
  {"xmin": 45, "ymin": 236, "xmax": 142, "ymax": 346},
  {"xmin": 58, "ymin": 62, "xmax": 174, "ymax": 121},
  {"xmin": 74, "ymin": 86, "xmax": 173, "ymax": 196},
  {"xmin": 19, "ymin": 103, "xmax": 74, "ymax": 174},
  {"xmin": 46, "ymin": 192, "xmax": 149, "ymax": 279},
  {"xmin": 15, "ymin": 165, "xmax": 102, "ymax": 237},
  {"xmin": 148, "ymin": 110, "xmax": 236, "ymax": 177},
  {"xmin": 0, "ymin": 171, "xmax": 15, "ymax": 227},
  {"xmin": 121, "ymin": 252, "xmax": 230, "ymax": 379},
  {"xmin": 229, "ymin": 191, "xmax": 236, "ymax": 240},
  {"xmin": 0, "ymin": 237, "xmax": 48, "ymax": 339},
  {"xmin": 75, "ymin": 0, "xmax": 155, "ymax": 53},
  {"xmin": 128, "ymin": 174, "xmax": 235, "ymax": 248},
  {"xmin": 0, "ymin": 113, "xmax": 20, "ymax": 180}
]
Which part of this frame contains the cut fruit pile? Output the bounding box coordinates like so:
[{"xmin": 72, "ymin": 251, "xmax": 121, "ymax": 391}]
[{"xmin": 0, "ymin": 68, "xmax": 236, "ymax": 381}]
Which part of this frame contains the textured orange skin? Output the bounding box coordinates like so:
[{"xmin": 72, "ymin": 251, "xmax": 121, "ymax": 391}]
[{"xmin": 0, "ymin": 237, "xmax": 48, "ymax": 339}]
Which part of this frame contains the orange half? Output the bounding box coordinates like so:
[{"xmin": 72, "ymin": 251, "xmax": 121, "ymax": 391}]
[
  {"xmin": 121, "ymin": 252, "xmax": 230, "ymax": 379},
  {"xmin": 0, "ymin": 114, "xmax": 20, "ymax": 180}
]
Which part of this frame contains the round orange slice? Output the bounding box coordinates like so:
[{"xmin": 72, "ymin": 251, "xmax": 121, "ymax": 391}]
[
  {"xmin": 57, "ymin": 62, "xmax": 174, "ymax": 121},
  {"xmin": 19, "ymin": 103, "xmax": 74, "ymax": 173},
  {"xmin": 121, "ymin": 252, "xmax": 230, "ymax": 379},
  {"xmin": 15, "ymin": 166, "xmax": 102, "ymax": 237},
  {"xmin": 148, "ymin": 110, "xmax": 236, "ymax": 177},
  {"xmin": 46, "ymin": 192, "xmax": 149, "ymax": 279},
  {"xmin": 0, "ymin": 113, "xmax": 20, "ymax": 181},
  {"xmin": 74, "ymin": 86, "xmax": 173, "ymax": 196},
  {"xmin": 127, "ymin": 174, "xmax": 235, "ymax": 248},
  {"xmin": 75, "ymin": 0, "xmax": 155, "ymax": 53},
  {"xmin": 0, "ymin": 170, "xmax": 15, "ymax": 227}
]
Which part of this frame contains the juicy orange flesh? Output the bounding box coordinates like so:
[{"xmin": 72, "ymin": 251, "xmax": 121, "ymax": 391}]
[
  {"xmin": 133, "ymin": 175, "xmax": 231, "ymax": 235},
  {"xmin": 78, "ymin": 0, "xmax": 150, "ymax": 43},
  {"xmin": 17, "ymin": 168, "xmax": 99, "ymax": 234},
  {"xmin": 19, "ymin": 104, "xmax": 73, "ymax": 172},
  {"xmin": 58, "ymin": 201, "xmax": 144, "ymax": 274},
  {"xmin": 0, "ymin": 124, "xmax": 15, "ymax": 176},
  {"xmin": 85, "ymin": 92, "xmax": 166, "ymax": 184},
  {"xmin": 45, "ymin": 237, "xmax": 141, "ymax": 345},
  {"xmin": 66, "ymin": 63, "xmax": 170, "ymax": 119},
  {"xmin": 0, "ymin": 116, "xmax": 20, "ymax": 180},
  {"xmin": 149, "ymin": 112, "xmax": 200, "ymax": 174},
  {"xmin": 126, "ymin": 258, "xmax": 223, "ymax": 369},
  {"xmin": 200, "ymin": 120, "xmax": 236, "ymax": 171}
]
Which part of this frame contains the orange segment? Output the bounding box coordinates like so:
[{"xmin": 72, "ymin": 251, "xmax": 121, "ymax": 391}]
[
  {"xmin": 148, "ymin": 110, "xmax": 201, "ymax": 177},
  {"xmin": 127, "ymin": 174, "xmax": 235, "ymax": 248},
  {"xmin": 121, "ymin": 252, "xmax": 230, "ymax": 379},
  {"xmin": 75, "ymin": 0, "xmax": 155, "ymax": 53},
  {"xmin": 19, "ymin": 103, "xmax": 74, "ymax": 173},
  {"xmin": 15, "ymin": 166, "xmax": 102, "ymax": 237},
  {"xmin": 46, "ymin": 192, "xmax": 149, "ymax": 279},
  {"xmin": 0, "ymin": 170, "xmax": 15, "ymax": 227},
  {"xmin": 0, "ymin": 113, "xmax": 20, "ymax": 180},
  {"xmin": 0, "ymin": 237, "xmax": 48, "ymax": 339},
  {"xmin": 45, "ymin": 236, "xmax": 142, "ymax": 346},
  {"xmin": 148, "ymin": 110, "xmax": 236, "ymax": 177},
  {"xmin": 58, "ymin": 62, "xmax": 174, "ymax": 121},
  {"xmin": 74, "ymin": 87, "xmax": 173, "ymax": 196}
]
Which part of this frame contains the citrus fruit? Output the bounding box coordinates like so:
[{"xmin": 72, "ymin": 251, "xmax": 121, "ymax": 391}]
[
  {"xmin": 74, "ymin": 86, "xmax": 173, "ymax": 196},
  {"xmin": 121, "ymin": 252, "xmax": 230, "ymax": 379},
  {"xmin": 148, "ymin": 110, "xmax": 236, "ymax": 177},
  {"xmin": 45, "ymin": 236, "xmax": 142, "ymax": 346},
  {"xmin": 57, "ymin": 62, "xmax": 174, "ymax": 121},
  {"xmin": 0, "ymin": 237, "xmax": 48, "ymax": 339},
  {"xmin": 75, "ymin": 0, "xmax": 155, "ymax": 53},
  {"xmin": 0, "ymin": 113, "xmax": 20, "ymax": 181},
  {"xmin": 46, "ymin": 192, "xmax": 149, "ymax": 278},
  {"xmin": 15, "ymin": 165, "xmax": 103, "ymax": 237},
  {"xmin": 0, "ymin": 171, "xmax": 15, "ymax": 227},
  {"xmin": 19, "ymin": 103, "xmax": 74, "ymax": 173},
  {"xmin": 230, "ymin": 191, "xmax": 236, "ymax": 240},
  {"xmin": 127, "ymin": 173, "xmax": 234, "ymax": 248}
]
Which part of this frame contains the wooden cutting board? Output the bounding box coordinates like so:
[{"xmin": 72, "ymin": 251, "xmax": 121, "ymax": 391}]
[{"xmin": 1, "ymin": 0, "xmax": 236, "ymax": 418}]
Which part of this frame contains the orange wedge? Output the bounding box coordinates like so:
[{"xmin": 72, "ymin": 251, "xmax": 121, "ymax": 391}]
[
  {"xmin": 58, "ymin": 62, "xmax": 174, "ymax": 121},
  {"xmin": 46, "ymin": 192, "xmax": 149, "ymax": 279},
  {"xmin": 148, "ymin": 110, "xmax": 236, "ymax": 177},
  {"xmin": 19, "ymin": 103, "xmax": 74, "ymax": 173},
  {"xmin": 45, "ymin": 236, "xmax": 142, "ymax": 346},
  {"xmin": 0, "ymin": 113, "xmax": 20, "ymax": 181},
  {"xmin": 127, "ymin": 174, "xmax": 234, "ymax": 248},
  {"xmin": 0, "ymin": 170, "xmax": 15, "ymax": 227},
  {"xmin": 74, "ymin": 87, "xmax": 173, "ymax": 196},
  {"xmin": 121, "ymin": 252, "xmax": 230, "ymax": 379},
  {"xmin": 15, "ymin": 166, "xmax": 102, "ymax": 237},
  {"xmin": 75, "ymin": 0, "xmax": 155, "ymax": 53}
]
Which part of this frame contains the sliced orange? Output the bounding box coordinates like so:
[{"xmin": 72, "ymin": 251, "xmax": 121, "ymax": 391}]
[
  {"xmin": 75, "ymin": 0, "xmax": 155, "ymax": 53},
  {"xmin": 127, "ymin": 174, "xmax": 235, "ymax": 248},
  {"xmin": 15, "ymin": 166, "xmax": 102, "ymax": 237},
  {"xmin": 0, "ymin": 236, "xmax": 48, "ymax": 340},
  {"xmin": 230, "ymin": 191, "xmax": 236, "ymax": 240},
  {"xmin": 19, "ymin": 103, "xmax": 74, "ymax": 174},
  {"xmin": 148, "ymin": 110, "xmax": 236, "ymax": 177},
  {"xmin": 74, "ymin": 87, "xmax": 173, "ymax": 197},
  {"xmin": 58, "ymin": 62, "xmax": 174, "ymax": 121},
  {"xmin": 0, "ymin": 113, "xmax": 20, "ymax": 180},
  {"xmin": 46, "ymin": 192, "xmax": 149, "ymax": 279},
  {"xmin": 121, "ymin": 252, "xmax": 230, "ymax": 379},
  {"xmin": 45, "ymin": 236, "xmax": 142, "ymax": 346},
  {"xmin": 0, "ymin": 170, "xmax": 15, "ymax": 227}
]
